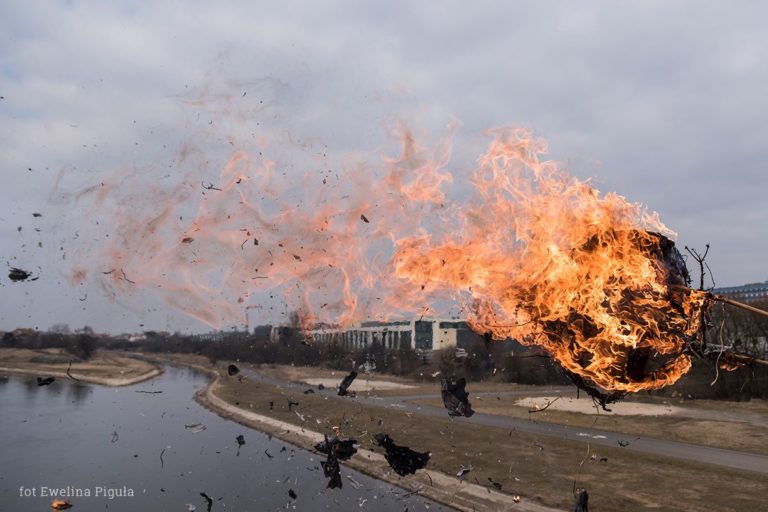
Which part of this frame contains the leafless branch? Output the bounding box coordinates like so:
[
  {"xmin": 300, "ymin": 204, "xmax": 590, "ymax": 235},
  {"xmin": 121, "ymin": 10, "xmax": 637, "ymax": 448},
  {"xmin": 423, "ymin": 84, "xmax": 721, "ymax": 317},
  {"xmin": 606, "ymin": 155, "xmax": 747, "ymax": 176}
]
[
  {"xmin": 528, "ymin": 396, "xmax": 561, "ymax": 414},
  {"xmin": 66, "ymin": 360, "xmax": 81, "ymax": 382},
  {"xmin": 201, "ymin": 181, "xmax": 222, "ymax": 191}
]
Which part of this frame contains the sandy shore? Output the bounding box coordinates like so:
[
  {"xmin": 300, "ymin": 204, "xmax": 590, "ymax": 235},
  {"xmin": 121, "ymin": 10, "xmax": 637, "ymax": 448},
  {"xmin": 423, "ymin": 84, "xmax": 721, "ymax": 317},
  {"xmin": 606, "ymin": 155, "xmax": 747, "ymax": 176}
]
[
  {"xmin": 177, "ymin": 359, "xmax": 561, "ymax": 512},
  {"xmin": 0, "ymin": 365, "xmax": 162, "ymax": 386},
  {"xmin": 0, "ymin": 349, "xmax": 162, "ymax": 386},
  {"xmin": 302, "ymin": 377, "xmax": 416, "ymax": 391},
  {"xmin": 516, "ymin": 395, "xmax": 682, "ymax": 416}
]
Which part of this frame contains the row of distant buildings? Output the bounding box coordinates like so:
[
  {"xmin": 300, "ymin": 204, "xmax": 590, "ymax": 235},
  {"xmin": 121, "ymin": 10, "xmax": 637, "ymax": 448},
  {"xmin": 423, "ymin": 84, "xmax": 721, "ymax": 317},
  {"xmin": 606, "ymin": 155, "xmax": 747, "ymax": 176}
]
[
  {"xmin": 266, "ymin": 280, "xmax": 768, "ymax": 352},
  {"xmin": 713, "ymin": 281, "xmax": 768, "ymax": 304},
  {"xmin": 271, "ymin": 318, "xmax": 492, "ymax": 352}
]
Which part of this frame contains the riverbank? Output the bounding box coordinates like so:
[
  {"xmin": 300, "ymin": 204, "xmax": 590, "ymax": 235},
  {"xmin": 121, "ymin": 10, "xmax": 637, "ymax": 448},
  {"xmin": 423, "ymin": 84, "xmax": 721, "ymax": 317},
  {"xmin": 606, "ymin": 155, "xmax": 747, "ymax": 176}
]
[
  {"xmin": 0, "ymin": 348, "xmax": 161, "ymax": 386},
  {"xmin": 137, "ymin": 353, "xmax": 768, "ymax": 512},
  {"xmin": 140, "ymin": 353, "xmax": 558, "ymax": 512}
]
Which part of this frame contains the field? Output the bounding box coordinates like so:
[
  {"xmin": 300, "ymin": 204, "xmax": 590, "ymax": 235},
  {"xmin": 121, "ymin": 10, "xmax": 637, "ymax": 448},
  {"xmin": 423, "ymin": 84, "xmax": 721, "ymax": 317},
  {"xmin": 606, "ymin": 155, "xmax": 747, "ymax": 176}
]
[{"xmin": 157, "ymin": 356, "xmax": 768, "ymax": 512}]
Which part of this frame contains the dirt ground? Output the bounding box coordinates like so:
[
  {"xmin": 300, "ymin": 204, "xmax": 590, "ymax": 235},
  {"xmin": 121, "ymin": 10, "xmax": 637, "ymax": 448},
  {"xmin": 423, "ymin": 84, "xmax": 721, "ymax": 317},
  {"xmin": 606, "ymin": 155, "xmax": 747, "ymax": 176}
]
[
  {"xmin": 148, "ymin": 355, "xmax": 768, "ymax": 512},
  {"xmin": 256, "ymin": 363, "xmax": 555, "ymax": 396},
  {"xmin": 259, "ymin": 363, "xmax": 768, "ymax": 456},
  {"xmin": 410, "ymin": 394, "xmax": 768, "ymax": 456},
  {"xmin": 0, "ymin": 348, "xmax": 161, "ymax": 385}
]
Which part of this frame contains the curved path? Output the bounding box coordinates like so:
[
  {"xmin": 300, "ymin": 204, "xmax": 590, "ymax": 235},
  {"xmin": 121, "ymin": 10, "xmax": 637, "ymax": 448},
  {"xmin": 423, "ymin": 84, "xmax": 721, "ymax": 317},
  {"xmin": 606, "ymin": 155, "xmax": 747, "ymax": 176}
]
[{"xmin": 243, "ymin": 368, "xmax": 768, "ymax": 475}]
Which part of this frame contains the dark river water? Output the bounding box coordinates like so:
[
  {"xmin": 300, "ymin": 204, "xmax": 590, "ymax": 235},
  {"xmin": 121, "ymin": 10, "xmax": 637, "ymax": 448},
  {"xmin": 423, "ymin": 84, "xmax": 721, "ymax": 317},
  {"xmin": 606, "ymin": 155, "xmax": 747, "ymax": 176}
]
[{"xmin": 0, "ymin": 366, "xmax": 450, "ymax": 512}]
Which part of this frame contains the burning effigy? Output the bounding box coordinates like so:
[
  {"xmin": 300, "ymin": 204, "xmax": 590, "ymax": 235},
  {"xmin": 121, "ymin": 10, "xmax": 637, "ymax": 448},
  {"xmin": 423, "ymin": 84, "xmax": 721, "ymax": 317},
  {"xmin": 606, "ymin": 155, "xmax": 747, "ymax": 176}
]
[{"xmin": 70, "ymin": 124, "xmax": 765, "ymax": 404}]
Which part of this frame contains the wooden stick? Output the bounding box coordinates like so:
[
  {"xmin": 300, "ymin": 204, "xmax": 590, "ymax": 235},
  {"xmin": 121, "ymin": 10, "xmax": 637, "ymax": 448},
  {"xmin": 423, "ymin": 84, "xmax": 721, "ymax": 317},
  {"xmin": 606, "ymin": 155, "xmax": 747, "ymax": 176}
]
[
  {"xmin": 709, "ymin": 294, "xmax": 768, "ymax": 319},
  {"xmin": 669, "ymin": 284, "xmax": 768, "ymax": 319},
  {"xmin": 716, "ymin": 352, "xmax": 768, "ymax": 368}
]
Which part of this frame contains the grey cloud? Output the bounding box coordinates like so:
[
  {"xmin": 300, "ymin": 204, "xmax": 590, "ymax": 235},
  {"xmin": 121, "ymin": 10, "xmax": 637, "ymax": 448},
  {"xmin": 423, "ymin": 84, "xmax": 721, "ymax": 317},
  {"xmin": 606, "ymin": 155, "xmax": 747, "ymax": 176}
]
[{"xmin": 1, "ymin": 0, "xmax": 766, "ymax": 333}]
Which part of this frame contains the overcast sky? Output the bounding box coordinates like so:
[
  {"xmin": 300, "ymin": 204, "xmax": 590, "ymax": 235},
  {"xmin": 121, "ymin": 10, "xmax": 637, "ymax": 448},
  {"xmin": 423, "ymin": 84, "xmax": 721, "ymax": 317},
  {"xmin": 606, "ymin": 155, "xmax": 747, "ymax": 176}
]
[{"xmin": 1, "ymin": 1, "xmax": 766, "ymax": 334}]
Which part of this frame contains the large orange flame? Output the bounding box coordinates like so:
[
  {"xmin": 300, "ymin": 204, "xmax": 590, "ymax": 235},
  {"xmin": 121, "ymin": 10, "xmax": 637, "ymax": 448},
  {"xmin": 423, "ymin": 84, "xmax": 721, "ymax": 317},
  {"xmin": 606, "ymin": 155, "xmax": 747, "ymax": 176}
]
[
  {"xmin": 74, "ymin": 125, "xmax": 705, "ymax": 394},
  {"xmin": 391, "ymin": 129, "xmax": 707, "ymax": 395}
]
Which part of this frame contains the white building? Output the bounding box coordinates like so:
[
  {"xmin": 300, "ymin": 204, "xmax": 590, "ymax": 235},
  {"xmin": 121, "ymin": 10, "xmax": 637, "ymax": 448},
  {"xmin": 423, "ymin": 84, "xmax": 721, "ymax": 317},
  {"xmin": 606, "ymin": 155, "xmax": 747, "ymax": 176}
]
[
  {"xmin": 270, "ymin": 318, "xmax": 480, "ymax": 351},
  {"xmin": 301, "ymin": 318, "xmax": 484, "ymax": 351}
]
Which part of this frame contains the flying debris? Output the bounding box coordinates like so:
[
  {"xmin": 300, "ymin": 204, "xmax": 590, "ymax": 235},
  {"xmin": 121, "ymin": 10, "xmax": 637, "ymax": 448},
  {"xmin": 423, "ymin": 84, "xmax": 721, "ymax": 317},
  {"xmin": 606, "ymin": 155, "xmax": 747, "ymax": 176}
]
[
  {"xmin": 456, "ymin": 465, "xmax": 472, "ymax": 479},
  {"xmin": 337, "ymin": 371, "xmax": 358, "ymax": 396},
  {"xmin": 574, "ymin": 488, "xmax": 589, "ymax": 512},
  {"xmin": 236, "ymin": 434, "xmax": 245, "ymax": 456},
  {"xmin": 314, "ymin": 436, "xmax": 358, "ymax": 461},
  {"xmin": 315, "ymin": 433, "xmax": 357, "ymax": 489},
  {"xmin": 321, "ymin": 449, "xmax": 342, "ymax": 489},
  {"xmin": 288, "ymin": 489, "xmax": 297, "ymax": 500},
  {"xmin": 227, "ymin": 364, "xmax": 240, "ymax": 376},
  {"xmin": 9, "ymin": 267, "xmax": 38, "ymax": 282},
  {"xmin": 37, "ymin": 377, "xmax": 55, "ymax": 386},
  {"xmin": 199, "ymin": 492, "xmax": 213, "ymax": 512},
  {"xmin": 374, "ymin": 433, "xmax": 430, "ymax": 476},
  {"xmin": 287, "ymin": 399, "xmax": 299, "ymax": 411},
  {"xmin": 303, "ymin": 388, "xmax": 315, "ymax": 394},
  {"xmin": 184, "ymin": 423, "xmax": 207, "ymax": 433},
  {"xmin": 440, "ymin": 378, "xmax": 474, "ymax": 417}
]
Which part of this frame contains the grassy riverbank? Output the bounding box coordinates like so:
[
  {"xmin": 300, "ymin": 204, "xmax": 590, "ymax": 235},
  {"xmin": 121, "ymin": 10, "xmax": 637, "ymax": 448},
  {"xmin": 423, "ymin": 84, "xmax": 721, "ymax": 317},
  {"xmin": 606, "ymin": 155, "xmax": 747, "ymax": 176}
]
[{"xmin": 141, "ymin": 353, "xmax": 767, "ymax": 512}]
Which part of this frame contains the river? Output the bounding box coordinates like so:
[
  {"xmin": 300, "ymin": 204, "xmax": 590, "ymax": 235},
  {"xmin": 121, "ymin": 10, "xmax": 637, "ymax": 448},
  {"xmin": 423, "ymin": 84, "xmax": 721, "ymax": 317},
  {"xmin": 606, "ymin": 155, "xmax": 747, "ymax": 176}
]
[{"xmin": 0, "ymin": 366, "xmax": 450, "ymax": 511}]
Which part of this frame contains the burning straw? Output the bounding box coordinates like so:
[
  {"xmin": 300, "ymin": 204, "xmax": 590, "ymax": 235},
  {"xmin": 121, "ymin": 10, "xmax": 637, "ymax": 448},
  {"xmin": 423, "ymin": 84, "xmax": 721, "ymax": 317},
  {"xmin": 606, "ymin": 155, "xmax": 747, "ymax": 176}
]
[{"xmin": 75, "ymin": 122, "xmax": 761, "ymax": 403}]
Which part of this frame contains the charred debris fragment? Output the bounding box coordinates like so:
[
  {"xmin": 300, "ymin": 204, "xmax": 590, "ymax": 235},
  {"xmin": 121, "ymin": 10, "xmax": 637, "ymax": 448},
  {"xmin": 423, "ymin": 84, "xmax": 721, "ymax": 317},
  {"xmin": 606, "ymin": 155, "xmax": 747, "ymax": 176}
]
[
  {"xmin": 374, "ymin": 433, "xmax": 430, "ymax": 476},
  {"xmin": 315, "ymin": 432, "xmax": 358, "ymax": 489},
  {"xmin": 574, "ymin": 488, "xmax": 589, "ymax": 512},
  {"xmin": 235, "ymin": 434, "xmax": 245, "ymax": 456},
  {"xmin": 322, "ymin": 449, "xmax": 342, "ymax": 489},
  {"xmin": 199, "ymin": 492, "xmax": 213, "ymax": 512},
  {"xmin": 8, "ymin": 267, "xmax": 38, "ymax": 282},
  {"xmin": 440, "ymin": 377, "xmax": 474, "ymax": 417},
  {"xmin": 37, "ymin": 376, "xmax": 55, "ymax": 386},
  {"xmin": 337, "ymin": 370, "xmax": 357, "ymax": 396},
  {"xmin": 227, "ymin": 364, "xmax": 240, "ymax": 376},
  {"xmin": 314, "ymin": 435, "xmax": 358, "ymax": 461}
]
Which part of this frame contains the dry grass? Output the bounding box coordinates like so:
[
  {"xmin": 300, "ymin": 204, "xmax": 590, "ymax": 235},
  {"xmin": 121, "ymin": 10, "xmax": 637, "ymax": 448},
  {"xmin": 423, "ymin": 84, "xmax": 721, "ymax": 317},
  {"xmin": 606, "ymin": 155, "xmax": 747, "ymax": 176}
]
[
  {"xmin": 207, "ymin": 362, "xmax": 767, "ymax": 512},
  {"xmin": 231, "ymin": 363, "xmax": 768, "ymax": 455},
  {"xmin": 407, "ymin": 394, "xmax": 768, "ymax": 456},
  {"xmin": 255, "ymin": 363, "xmax": 549, "ymax": 396}
]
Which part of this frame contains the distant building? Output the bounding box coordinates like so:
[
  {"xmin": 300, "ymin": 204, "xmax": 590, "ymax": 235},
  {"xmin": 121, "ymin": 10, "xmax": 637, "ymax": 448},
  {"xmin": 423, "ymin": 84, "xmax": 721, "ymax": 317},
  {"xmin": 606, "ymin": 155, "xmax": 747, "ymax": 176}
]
[
  {"xmin": 713, "ymin": 281, "xmax": 768, "ymax": 304},
  {"xmin": 269, "ymin": 318, "xmax": 493, "ymax": 352},
  {"xmin": 252, "ymin": 324, "xmax": 272, "ymax": 339}
]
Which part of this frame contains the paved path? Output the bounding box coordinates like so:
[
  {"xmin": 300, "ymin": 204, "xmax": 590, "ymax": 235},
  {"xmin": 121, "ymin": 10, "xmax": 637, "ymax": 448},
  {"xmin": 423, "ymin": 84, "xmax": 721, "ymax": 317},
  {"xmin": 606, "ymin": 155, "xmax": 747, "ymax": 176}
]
[{"xmin": 243, "ymin": 368, "xmax": 768, "ymax": 475}]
